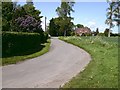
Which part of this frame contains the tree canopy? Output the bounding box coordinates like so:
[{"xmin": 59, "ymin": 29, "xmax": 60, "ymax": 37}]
[
  {"xmin": 2, "ymin": 2, "xmax": 14, "ymax": 31},
  {"xmin": 105, "ymin": 0, "xmax": 120, "ymax": 37},
  {"xmin": 2, "ymin": 1, "xmax": 43, "ymax": 33},
  {"xmin": 54, "ymin": 0, "xmax": 75, "ymax": 36},
  {"xmin": 76, "ymin": 24, "xmax": 84, "ymax": 28}
]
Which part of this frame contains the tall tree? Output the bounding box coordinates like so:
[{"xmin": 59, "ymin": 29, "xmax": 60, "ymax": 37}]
[
  {"xmin": 23, "ymin": 4, "xmax": 42, "ymax": 20},
  {"xmin": 48, "ymin": 18, "xmax": 60, "ymax": 36},
  {"xmin": 2, "ymin": 1, "xmax": 43, "ymax": 33},
  {"xmin": 105, "ymin": 1, "xmax": 115, "ymax": 37},
  {"xmin": 106, "ymin": 0, "xmax": 120, "ymax": 37},
  {"xmin": 13, "ymin": 3, "xmax": 43, "ymax": 33},
  {"xmin": 56, "ymin": 0, "xmax": 75, "ymax": 17},
  {"xmin": 56, "ymin": 0, "xmax": 75, "ymax": 36},
  {"xmin": 95, "ymin": 28, "xmax": 99, "ymax": 36}
]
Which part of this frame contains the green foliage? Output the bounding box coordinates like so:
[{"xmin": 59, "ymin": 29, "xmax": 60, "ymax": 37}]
[
  {"xmin": 12, "ymin": 3, "xmax": 43, "ymax": 32},
  {"xmin": 76, "ymin": 24, "xmax": 84, "ymax": 28},
  {"xmin": 48, "ymin": 17, "xmax": 74, "ymax": 36},
  {"xmin": 55, "ymin": 17, "xmax": 74, "ymax": 36},
  {"xmin": 23, "ymin": 4, "xmax": 42, "ymax": 20},
  {"xmin": 2, "ymin": 2, "xmax": 14, "ymax": 31},
  {"xmin": 1, "ymin": 2, "xmax": 49, "ymax": 65},
  {"xmin": 48, "ymin": 0, "xmax": 74, "ymax": 36},
  {"xmin": 84, "ymin": 33, "xmax": 92, "ymax": 36},
  {"xmin": 60, "ymin": 36, "xmax": 118, "ymax": 88},
  {"xmin": 70, "ymin": 31, "xmax": 75, "ymax": 36},
  {"xmin": 2, "ymin": 39, "xmax": 50, "ymax": 66},
  {"xmin": 108, "ymin": 1, "xmax": 120, "ymax": 25},
  {"xmin": 12, "ymin": 6, "xmax": 27, "ymax": 19},
  {"xmin": 110, "ymin": 33, "xmax": 120, "ymax": 37},
  {"xmin": 104, "ymin": 28, "xmax": 111, "ymax": 37},
  {"xmin": 2, "ymin": 2, "xmax": 13, "ymax": 21},
  {"xmin": 94, "ymin": 28, "xmax": 99, "ymax": 36},
  {"xmin": 2, "ymin": 2, "xmax": 43, "ymax": 33},
  {"xmin": 98, "ymin": 33, "xmax": 105, "ymax": 36},
  {"xmin": 105, "ymin": 0, "xmax": 120, "ymax": 37},
  {"xmin": 2, "ymin": 32, "xmax": 47, "ymax": 58},
  {"xmin": 55, "ymin": 0, "xmax": 75, "ymax": 36},
  {"xmin": 56, "ymin": 1, "xmax": 75, "ymax": 17},
  {"xmin": 48, "ymin": 18, "xmax": 59, "ymax": 36}
]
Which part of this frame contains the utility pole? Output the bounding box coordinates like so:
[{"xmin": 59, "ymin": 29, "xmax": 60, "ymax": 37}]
[{"xmin": 45, "ymin": 16, "xmax": 47, "ymax": 32}]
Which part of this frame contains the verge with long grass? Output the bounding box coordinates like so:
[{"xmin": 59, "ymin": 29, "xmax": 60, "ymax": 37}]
[{"xmin": 59, "ymin": 36, "xmax": 118, "ymax": 88}]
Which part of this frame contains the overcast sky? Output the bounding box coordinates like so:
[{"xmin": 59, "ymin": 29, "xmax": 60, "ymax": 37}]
[{"xmin": 17, "ymin": 1, "xmax": 118, "ymax": 33}]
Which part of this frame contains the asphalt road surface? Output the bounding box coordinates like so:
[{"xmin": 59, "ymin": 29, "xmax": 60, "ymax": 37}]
[{"xmin": 2, "ymin": 37, "xmax": 91, "ymax": 88}]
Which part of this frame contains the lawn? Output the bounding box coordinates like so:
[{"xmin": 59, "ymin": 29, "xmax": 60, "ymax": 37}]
[
  {"xmin": 59, "ymin": 36, "xmax": 118, "ymax": 88},
  {"xmin": 1, "ymin": 39, "xmax": 51, "ymax": 66}
]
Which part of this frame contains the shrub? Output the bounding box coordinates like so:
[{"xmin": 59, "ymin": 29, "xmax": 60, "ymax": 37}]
[
  {"xmin": 70, "ymin": 31, "xmax": 75, "ymax": 36},
  {"xmin": 111, "ymin": 33, "xmax": 119, "ymax": 37},
  {"xmin": 84, "ymin": 33, "xmax": 92, "ymax": 36},
  {"xmin": 98, "ymin": 33, "xmax": 105, "ymax": 36},
  {"xmin": 2, "ymin": 32, "xmax": 47, "ymax": 58}
]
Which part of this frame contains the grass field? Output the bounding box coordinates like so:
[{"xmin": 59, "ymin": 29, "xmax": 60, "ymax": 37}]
[
  {"xmin": 59, "ymin": 36, "xmax": 118, "ymax": 88},
  {"xmin": 1, "ymin": 39, "xmax": 51, "ymax": 66}
]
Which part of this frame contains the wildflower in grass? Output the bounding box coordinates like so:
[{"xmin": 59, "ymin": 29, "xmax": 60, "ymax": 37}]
[{"xmin": 91, "ymin": 40, "xmax": 94, "ymax": 44}]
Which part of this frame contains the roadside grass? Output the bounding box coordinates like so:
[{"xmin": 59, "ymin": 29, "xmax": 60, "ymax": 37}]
[
  {"xmin": 59, "ymin": 36, "xmax": 118, "ymax": 88},
  {"xmin": 1, "ymin": 39, "xmax": 51, "ymax": 66}
]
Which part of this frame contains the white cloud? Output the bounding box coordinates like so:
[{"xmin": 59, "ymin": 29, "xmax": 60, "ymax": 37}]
[
  {"xmin": 85, "ymin": 20, "xmax": 106, "ymax": 32},
  {"xmin": 113, "ymin": 21, "xmax": 117, "ymax": 25},
  {"xmin": 88, "ymin": 21, "xmax": 96, "ymax": 27},
  {"xmin": 98, "ymin": 26, "xmax": 106, "ymax": 33},
  {"xmin": 81, "ymin": 19, "xmax": 119, "ymax": 33},
  {"xmin": 86, "ymin": 20, "xmax": 97, "ymax": 31}
]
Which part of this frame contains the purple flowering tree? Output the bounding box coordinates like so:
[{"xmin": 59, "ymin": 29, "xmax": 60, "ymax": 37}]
[{"xmin": 15, "ymin": 15, "xmax": 43, "ymax": 33}]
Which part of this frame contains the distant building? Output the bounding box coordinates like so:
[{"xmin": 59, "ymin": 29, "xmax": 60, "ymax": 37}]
[{"xmin": 75, "ymin": 27, "xmax": 92, "ymax": 36}]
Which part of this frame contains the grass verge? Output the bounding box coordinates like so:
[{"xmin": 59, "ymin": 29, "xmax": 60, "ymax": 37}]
[
  {"xmin": 59, "ymin": 36, "xmax": 118, "ymax": 88},
  {"xmin": 1, "ymin": 39, "xmax": 51, "ymax": 66}
]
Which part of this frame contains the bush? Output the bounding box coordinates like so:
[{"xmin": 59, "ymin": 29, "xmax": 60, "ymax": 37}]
[
  {"xmin": 110, "ymin": 33, "xmax": 119, "ymax": 37},
  {"xmin": 98, "ymin": 33, "xmax": 105, "ymax": 36},
  {"xmin": 2, "ymin": 32, "xmax": 48, "ymax": 58},
  {"xmin": 70, "ymin": 31, "xmax": 75, "ymax": 36},
  {"xmin": 84, "ymin": 33, "xmax": 92, "ymax": 36}
]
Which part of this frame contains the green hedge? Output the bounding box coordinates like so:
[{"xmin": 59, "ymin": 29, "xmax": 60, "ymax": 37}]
[{"xmin": 2, "ymin": 32, "xmax": 48, "ymax": 58}]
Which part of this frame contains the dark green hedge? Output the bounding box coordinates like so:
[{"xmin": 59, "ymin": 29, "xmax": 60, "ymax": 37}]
[{"xmin": 2, "ymin": 32, "xmax": 48, "ymax": 58}]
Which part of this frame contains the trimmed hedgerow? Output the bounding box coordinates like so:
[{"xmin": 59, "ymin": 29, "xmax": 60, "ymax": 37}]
[{"xmin": 2, "ymin": 32, "xmax": 47, "ymax": 58}]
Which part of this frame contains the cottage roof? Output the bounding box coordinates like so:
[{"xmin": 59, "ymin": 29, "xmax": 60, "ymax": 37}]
[{"xmin": 75, "ymin": 27, "xmax": 91, "ymax": 34}]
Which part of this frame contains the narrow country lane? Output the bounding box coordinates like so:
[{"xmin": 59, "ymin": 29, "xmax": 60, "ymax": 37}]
[{"xmin": 2, "ymin": 37, "xmax": 91, "ymax": 88}]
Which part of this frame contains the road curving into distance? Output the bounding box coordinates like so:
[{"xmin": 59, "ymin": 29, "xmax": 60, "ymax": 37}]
[{"xmin": 2, "ymin": 37, "xmax": 91, "ymax": 88}]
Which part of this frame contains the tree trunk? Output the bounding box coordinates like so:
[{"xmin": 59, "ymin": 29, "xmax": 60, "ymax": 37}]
[
  {"xmin": 108, "ymin": 25, "xmax": 111, "ymax": 37},
  {"xmin": 108, "ymin": 29, "xmax": 110, "ymax": 37},
  {"xmin": 118, "ymin": 24, "xmax": 120, "ymax": 34}
]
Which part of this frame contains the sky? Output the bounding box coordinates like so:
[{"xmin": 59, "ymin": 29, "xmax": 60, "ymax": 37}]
[{"xmin": 17, "ymin": 1, "xmax": 118, "ymax": 33}]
